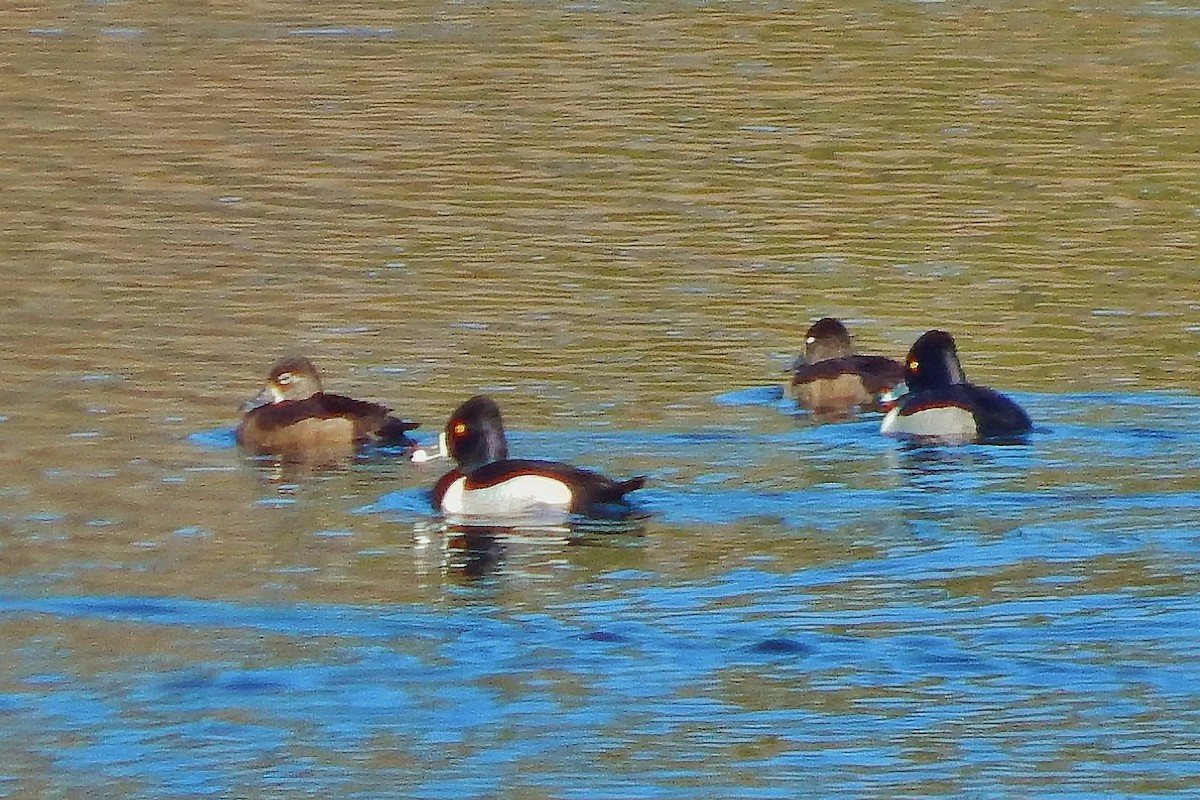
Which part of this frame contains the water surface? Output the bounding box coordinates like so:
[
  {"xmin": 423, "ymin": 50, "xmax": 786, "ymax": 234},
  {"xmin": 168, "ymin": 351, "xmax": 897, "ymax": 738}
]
[{"xmin": 2, "ymin": 1, "xmax": 1200, "ymax": 797}]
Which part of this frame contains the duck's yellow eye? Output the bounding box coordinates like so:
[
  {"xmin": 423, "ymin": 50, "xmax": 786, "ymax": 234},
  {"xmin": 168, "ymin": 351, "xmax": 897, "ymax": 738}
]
[
  {"xmin": 452, "ymin": 422, "xmax": 467, "ymax": 435},
  {"xmin": 908, "ymin": 360, "xmax": 919, "ymax": 371}
]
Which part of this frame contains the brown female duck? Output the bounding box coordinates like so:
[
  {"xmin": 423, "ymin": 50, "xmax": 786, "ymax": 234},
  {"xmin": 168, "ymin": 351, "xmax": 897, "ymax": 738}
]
[
  {"xmin": 785, "ymin": 318, "xmax": 905, "ymax": 416},
  {"xmin": 236, "ymin": 356, "xmax": 418, "ymax": 462}
]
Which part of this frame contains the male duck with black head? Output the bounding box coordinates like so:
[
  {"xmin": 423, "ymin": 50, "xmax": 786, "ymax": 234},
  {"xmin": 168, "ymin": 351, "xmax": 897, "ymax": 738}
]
[
  {"xmin": 786, "ymin": 317, "xmax": 905, "ymax": 416},
  {"xmin": 428, "ymin": 395, "xmax": 645, "ymax": 522},
  {"xmin": 881, "ymin": 330, "xmax": 1032, "ymax": 444},
  {"xmin": 236, "ymin": 356, "xmax": 419, "ymax": 463}
]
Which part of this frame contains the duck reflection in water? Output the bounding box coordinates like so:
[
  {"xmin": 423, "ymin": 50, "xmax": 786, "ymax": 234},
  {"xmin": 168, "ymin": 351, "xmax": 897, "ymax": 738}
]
[
  {"xmin": 434, "ymin": 519, "xmax": 647, "ymax": 581},
  {"xmin": 444, "ymin": 525, "xmax": 508, "ymax": 580}
]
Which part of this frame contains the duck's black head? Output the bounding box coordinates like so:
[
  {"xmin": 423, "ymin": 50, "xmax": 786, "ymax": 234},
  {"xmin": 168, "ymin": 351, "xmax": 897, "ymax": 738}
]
[
  {"xmin": 904, "ymin": 330, "xmax": 967, "ymax": 392},
  {"xmin": 445, "ymin": 394, "xmax": 509, "ymax": 473}
]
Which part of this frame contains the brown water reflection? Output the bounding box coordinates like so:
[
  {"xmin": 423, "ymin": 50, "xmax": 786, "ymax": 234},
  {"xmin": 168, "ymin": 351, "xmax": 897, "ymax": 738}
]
[
  {"xmin": 5, "ymin": 2, "xmax": 1199, "ymax": 420},
  {"xmin": 2, "ymin": 3, "xmax": 1195, "ymax": 515}
]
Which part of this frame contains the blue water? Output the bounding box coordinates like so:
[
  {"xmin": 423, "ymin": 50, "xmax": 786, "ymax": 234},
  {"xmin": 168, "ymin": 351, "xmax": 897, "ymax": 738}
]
[{"xmin": 4, "ymin": 390, "xmax": 1200, "ymax": 797}]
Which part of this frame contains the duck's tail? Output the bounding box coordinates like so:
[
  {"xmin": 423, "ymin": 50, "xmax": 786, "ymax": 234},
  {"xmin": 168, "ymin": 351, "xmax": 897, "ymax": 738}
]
[
  {"xmin": 379, "ymin": 415, "xmax": 421, "ymax": 445},
  {"xmin": 600, "ymin": 475, "xmax": 646, "ymax": 502}
]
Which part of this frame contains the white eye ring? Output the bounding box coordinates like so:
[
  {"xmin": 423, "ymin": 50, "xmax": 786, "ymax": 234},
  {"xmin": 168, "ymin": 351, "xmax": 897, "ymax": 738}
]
[
  {"xmin": 278, "ymin": 372, "xmax": 293, "ymax": 385},
  {"xmin": 806, "ymin": 336, "xmax": 816, "ymax": 344}
]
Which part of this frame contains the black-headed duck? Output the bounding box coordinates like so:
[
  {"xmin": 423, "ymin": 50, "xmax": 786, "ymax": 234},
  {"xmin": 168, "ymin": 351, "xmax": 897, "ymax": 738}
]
[
  {"xmin": 424, "ymin": 395, "xmax": 644, "ymax": 521},
  {"xmin": 880, "ymin": 330, "xmax": 1031, "ymax": 443}
]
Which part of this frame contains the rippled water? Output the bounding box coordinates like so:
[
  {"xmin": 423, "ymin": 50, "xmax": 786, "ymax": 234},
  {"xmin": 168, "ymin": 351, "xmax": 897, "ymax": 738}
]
[{"xmin": 3, "ymin": 1, "xmax": 1200, "ymax": 797}]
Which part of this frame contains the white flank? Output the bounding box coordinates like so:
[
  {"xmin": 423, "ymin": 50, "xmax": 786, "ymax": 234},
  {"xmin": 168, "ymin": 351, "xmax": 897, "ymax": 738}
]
[
  {"xmin": 881, "ymin": 405, "xmax": 977, "ymax": 441},
  {"xmin": 441, "ymin": 474, "xmax": 573, "ymax": 521},
  {"xmin": 440, "ymin": 476, "xmax": 467, "ymax": 512}
]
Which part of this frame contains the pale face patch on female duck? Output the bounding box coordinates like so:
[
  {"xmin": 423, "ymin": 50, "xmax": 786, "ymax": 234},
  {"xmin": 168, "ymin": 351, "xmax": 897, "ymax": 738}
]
[
  {"xmin": 244, "ymin": 357, "xmax": 325, "ymax": 410},
  {"xmin": 881, "ymin": 403, "xmax": 978, "ymax": 442}
]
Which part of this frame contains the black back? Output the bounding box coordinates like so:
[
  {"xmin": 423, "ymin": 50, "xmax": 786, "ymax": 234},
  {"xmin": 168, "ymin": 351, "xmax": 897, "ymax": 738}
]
[{"xmin": 961, "ymin": 385, "xmax": 1032, "ymax": 439}]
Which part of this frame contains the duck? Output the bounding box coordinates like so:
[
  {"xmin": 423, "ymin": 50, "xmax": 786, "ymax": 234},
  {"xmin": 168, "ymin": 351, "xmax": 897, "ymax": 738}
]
[
  {"xmin": 427, "ymin": 395, "xmax": 644, "ymax": 521},
  {"xmin": 785, "ymin": 317, "xmax": 905, "ymax": 415},
  {"xmin": 235, "ymin": 356, "xmax": 419, "ymax": 461},
  {"xmin": 880, "ymin": 330, "xmax": 1032, "ymax": 443}
]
